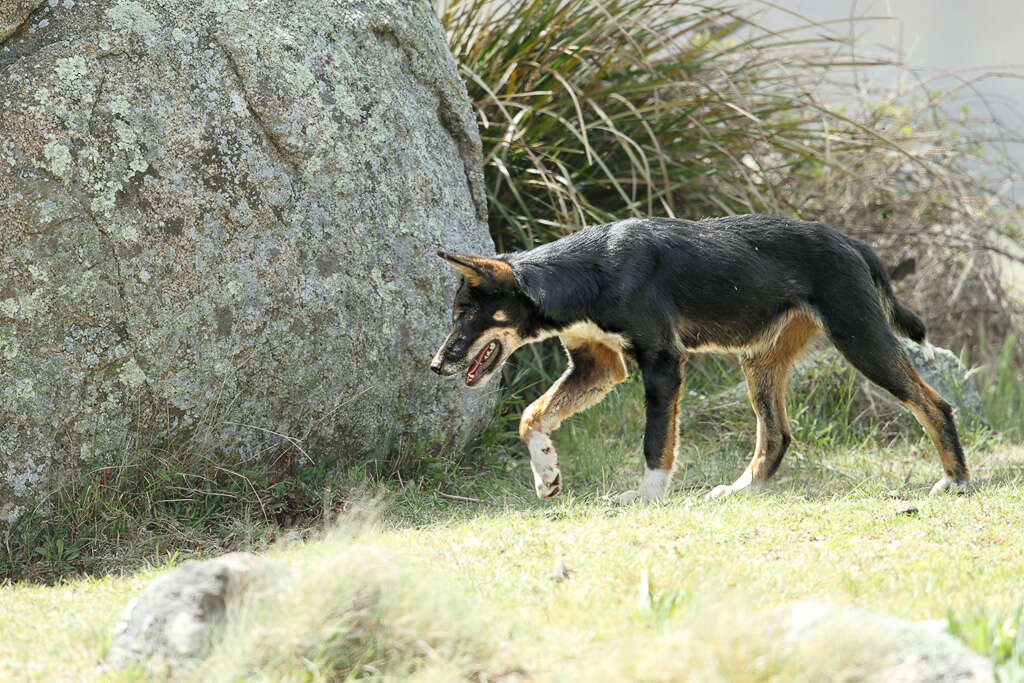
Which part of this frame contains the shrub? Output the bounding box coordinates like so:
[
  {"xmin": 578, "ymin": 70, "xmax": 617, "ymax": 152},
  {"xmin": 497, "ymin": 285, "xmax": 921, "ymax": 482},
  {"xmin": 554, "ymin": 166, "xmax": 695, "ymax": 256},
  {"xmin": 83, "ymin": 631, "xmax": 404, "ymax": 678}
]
[{"xmin": 440, "ymin": 0, "xmax": 1021, "ymax": 354}]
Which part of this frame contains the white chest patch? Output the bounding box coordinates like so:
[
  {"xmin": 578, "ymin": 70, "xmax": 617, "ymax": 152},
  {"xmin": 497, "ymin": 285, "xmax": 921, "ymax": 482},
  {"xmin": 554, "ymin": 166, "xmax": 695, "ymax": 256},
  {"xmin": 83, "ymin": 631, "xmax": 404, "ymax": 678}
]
[{"xmin": 558, "ymin": 320, "xmax": 629, "ymax": 352}]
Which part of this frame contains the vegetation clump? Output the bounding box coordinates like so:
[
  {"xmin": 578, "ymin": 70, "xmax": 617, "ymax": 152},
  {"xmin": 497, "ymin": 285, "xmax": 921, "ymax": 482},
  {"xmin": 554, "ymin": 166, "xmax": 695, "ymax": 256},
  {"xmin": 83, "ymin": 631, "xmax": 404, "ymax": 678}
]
[{"xmin": 441, "ymin": 0, "xmax": 1021, "ymax": 354}]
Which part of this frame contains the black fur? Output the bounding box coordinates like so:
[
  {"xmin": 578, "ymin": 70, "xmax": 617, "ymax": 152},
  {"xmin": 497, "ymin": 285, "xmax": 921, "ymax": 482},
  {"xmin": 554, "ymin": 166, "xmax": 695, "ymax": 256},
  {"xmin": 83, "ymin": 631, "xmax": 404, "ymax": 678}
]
[{"xmin": 502, "ymin": 215, "xmax": 925, "ymax": 353}]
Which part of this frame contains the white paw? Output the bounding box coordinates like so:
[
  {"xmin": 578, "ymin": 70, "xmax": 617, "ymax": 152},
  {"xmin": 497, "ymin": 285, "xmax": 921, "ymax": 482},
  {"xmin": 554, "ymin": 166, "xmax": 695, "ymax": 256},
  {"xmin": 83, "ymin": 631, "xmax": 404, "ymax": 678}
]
[
  {"xmin": 920, "ymin": 338, "xmax": 936, "ymax": 361},
  {"xmin": 528, "ymin": 433, "xmax": 561, "ymax": 499},
  {"xmin": 534, "ymin": 467, "xmax": 562, "ymax": 499},
  {"xmin": 615, "ymin": 490, "xmax": 640, "ymax": 505},
  {"xmin": 929, "ymin": 475, "xmax": 969, "ymax": 496},
  {"xmin": 706, "ymin": 467, "xmax": 755, "ymax": 500},
  {"xmin": 705, "ymin": 484, "xmax": 736, "ymax": 500},
  {"xmin": 614, "ymin": 469, "xmax": 670, "ymax": 505},
  {"xmin": 705, "ymin": 481, "xmax": 757, "ymax": 500},
  {"xmin": 638, "ymin": 468, "xmax": 669, "ymax": 503}
]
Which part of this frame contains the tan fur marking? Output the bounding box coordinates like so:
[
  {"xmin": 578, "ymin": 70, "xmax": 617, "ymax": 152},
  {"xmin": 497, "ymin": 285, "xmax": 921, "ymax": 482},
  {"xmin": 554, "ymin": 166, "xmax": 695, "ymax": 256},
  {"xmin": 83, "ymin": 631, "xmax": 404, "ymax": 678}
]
[
  {"xmin": 899, "ymin": 361, "xmax": 969, "ymax": 481},
  {"xmin": 438, "ymin": 252, "xmax": 515, "ymax": 288},
  {"xmin": 521, "ymin": 340, "xmax": 628, "ymax": 498},
  {"xmin": 519, "ymin": 341, "xmax": 627, "ymax": 441},
  {"xmin": 686, "ymin": 307, "xmax": 821, "ymax": 356},
  {"xmin": 741, "ymin": 312, "xmax": 819, "ymax": 481},
  {"xmin": 486, "ymin": 258, "xmax": 515, "ymax": 283},
  {"xmin": 658, "ymin": 381, "xmax": 683, "ymax": 471}
]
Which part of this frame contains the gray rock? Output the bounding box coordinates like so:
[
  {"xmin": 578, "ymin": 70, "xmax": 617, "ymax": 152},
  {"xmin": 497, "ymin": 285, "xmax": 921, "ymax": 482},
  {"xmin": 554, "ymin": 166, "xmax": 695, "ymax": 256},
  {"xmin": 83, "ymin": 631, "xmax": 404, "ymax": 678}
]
[
  {"xmin": 105, "ymin": 552, "xmax": 281, "ymax": 676},
  {"xmin": 0, "ymin": 0, "xmax": 494, "ymax": 525},
  {"xmin": 903, "ymin": 340, "xmax": 986, "ymax": 424},
  {"xmin": 684, "ymin": 339, "xmax": 986, "ymax": 432},
  {"xmin": 767, "ymin": 601, "xmax": 994, "ymax": 682},
  {"xmin": 0, "ymin": 0, "xmax": 43, "ymax": 42}
]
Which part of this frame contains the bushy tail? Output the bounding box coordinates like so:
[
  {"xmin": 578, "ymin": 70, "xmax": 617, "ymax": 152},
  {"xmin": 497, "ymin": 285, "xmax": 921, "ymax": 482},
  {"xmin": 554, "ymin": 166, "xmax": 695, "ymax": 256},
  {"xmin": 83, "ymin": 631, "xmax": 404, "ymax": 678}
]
[{"xmin": 850, "ymin": 238, "xmax": 927, "ymax": 344}]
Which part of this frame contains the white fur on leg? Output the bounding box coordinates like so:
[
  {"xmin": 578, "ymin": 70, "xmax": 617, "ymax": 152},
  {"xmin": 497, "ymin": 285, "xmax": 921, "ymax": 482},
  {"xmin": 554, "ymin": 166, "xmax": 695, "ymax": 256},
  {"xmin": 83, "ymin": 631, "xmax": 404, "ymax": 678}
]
[
  {"xmin": 616, "ymin": 468, "xmax": 670, "ymax": 505},
  {"xmin": 929, "ymin": 474, "xmax": 969, "ymax": 496},
  {"xmin": 639, "ymin": 467, "xmax": 670, "ymax": 502},
  {"xmin": 614, "ymin": 490, "xmax": 640, "ymax": 505},
  {"xmin": 528, "ymin": 433, "xmax": 561, "ymax": 498},
  {"xmin": 921, "ymin": 338, "xmax": 936, "ymax": 361},
  {"xmin": 706, "ymin": 466, "xmax": 756, "ymax": 500}
]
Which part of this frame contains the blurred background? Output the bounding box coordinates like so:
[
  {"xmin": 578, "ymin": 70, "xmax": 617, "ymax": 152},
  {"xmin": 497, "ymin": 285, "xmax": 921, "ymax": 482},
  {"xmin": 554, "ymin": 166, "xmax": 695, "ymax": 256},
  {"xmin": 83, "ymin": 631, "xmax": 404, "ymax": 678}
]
[{"xmin": 755, "ymin": 0, "xmax": 1023, "ymax": 201}]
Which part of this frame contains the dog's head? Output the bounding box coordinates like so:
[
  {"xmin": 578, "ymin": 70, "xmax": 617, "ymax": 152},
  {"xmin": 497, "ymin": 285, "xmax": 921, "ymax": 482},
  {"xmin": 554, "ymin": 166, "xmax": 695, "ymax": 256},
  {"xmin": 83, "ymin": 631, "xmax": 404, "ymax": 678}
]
[{"xmin": 430, "ymin": 250, "xmax": 537, "ymax": 388}]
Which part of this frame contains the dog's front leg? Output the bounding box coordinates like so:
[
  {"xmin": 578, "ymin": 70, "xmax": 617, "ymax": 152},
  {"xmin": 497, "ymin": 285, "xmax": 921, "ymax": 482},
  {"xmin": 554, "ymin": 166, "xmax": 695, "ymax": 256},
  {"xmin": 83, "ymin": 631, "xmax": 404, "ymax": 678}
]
[
  {"xmin": 519, "ymin": 342, "xmax": 627, "ymax": 499},
  {"xmin": 617, "ymin": 349, "xmax": 686, "ymax": 504},
  {"xmin": 521, "ymin": 408, "xmax": 562, "ymax": 499}
]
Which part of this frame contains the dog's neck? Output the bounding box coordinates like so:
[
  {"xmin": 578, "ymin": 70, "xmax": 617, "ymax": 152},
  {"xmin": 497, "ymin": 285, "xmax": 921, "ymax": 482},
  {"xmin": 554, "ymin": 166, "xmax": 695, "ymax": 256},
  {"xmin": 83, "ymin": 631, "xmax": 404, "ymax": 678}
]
[{"xmin": 509, "ymin": 262, "xmax": 602, "ymax": 327}]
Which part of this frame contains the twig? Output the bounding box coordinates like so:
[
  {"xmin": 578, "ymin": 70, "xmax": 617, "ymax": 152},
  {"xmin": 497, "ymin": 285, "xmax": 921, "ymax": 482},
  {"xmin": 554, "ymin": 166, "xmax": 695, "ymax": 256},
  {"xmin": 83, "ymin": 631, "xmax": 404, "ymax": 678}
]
[{"xmin": 437, "ymin": 491, "xmax": 483, "ymax": 503}]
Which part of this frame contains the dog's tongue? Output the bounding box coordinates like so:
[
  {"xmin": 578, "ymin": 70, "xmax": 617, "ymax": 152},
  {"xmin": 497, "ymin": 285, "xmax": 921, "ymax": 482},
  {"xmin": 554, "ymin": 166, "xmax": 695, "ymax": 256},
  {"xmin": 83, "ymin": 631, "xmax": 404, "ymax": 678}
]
[
  {"xmin": 466, "ymin": 342, "xmax": 496, "ymax": 385},
  {"xmin": 466, "ymin": 347, "xmax": 488, "ymax": 383}
]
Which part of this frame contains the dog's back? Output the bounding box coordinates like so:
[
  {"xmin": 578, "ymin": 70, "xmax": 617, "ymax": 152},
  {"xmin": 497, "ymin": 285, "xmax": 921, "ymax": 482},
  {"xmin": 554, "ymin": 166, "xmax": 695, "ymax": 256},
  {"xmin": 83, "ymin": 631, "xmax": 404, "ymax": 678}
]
[{"xmin": 505, "ymin": 215, "xmax": 916, "ymax": 354}]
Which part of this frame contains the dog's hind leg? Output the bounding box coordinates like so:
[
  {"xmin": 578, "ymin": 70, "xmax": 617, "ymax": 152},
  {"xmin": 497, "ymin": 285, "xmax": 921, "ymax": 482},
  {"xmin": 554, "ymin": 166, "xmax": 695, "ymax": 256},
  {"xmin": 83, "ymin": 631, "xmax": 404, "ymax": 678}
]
[
  {"xmin": 819, "ymin": 292, "xmax": 969, "ymax": 494},
  {"xmin": 707, "ymin": 312, "xmax": 819, "ymax": 499},
  {"xmin": 520, "ymin": 341, "xmax": 627, "ymax": 499},
  {"xmin": 616, "ymin": 348, "xmax": 687, "ymax": 504}
]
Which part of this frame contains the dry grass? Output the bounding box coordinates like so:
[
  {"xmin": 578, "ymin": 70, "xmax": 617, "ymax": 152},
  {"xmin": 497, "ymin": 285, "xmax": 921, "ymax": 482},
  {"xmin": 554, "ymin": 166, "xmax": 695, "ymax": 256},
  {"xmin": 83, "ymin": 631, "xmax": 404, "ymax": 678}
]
[{"xmin": 197, "ymin": 526, "xmax": 506, "ymax": 682}]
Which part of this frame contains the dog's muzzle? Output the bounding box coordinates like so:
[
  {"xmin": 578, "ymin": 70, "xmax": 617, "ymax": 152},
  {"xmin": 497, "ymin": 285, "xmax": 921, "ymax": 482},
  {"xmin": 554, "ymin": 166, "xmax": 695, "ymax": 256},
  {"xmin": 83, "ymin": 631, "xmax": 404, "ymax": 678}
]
[{"xmin": 430, "ymin": 335, "xmax": 460, "ymax": 376}]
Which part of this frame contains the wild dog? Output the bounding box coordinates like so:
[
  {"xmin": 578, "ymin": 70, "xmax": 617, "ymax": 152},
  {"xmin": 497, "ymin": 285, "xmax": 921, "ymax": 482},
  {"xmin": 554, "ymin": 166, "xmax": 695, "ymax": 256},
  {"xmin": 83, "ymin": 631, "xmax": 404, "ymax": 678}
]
[{"xmin": 430, "ymin": 216, "xmax": 969, "ymax": 503}]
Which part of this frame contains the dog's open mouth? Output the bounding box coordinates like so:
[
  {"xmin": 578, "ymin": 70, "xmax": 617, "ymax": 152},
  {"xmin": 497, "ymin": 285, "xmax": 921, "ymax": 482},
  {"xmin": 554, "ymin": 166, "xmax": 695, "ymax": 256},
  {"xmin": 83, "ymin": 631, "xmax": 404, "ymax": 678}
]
[{"xmin": 465, "ymin": 340, "xmax": 501, "ymax": 386}]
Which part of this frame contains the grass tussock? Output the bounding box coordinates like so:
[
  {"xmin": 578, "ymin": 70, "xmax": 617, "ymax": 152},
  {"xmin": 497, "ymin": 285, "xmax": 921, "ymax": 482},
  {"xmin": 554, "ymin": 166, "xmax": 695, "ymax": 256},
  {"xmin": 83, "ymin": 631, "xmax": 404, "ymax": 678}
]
[
  {"xmin": 975, "ymin": 331, "xmax": 1024, "ymax": 439},
  {"xmin": 197, "ymin": 528, "xmax": 507, "ymax": 682}
]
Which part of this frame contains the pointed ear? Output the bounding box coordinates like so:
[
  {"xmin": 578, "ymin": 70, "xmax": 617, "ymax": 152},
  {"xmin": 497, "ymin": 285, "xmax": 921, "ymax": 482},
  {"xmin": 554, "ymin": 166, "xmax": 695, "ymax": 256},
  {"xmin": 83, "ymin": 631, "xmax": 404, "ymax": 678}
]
[{"xmin": 437, "ymin": 250, "xmax": 515, "ymax": 288}]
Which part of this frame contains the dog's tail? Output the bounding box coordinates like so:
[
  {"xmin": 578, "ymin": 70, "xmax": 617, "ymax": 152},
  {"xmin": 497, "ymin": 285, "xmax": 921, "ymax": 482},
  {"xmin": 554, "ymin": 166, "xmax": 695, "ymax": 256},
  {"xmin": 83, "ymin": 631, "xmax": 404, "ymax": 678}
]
[{"xmin": 851, "ymin": 238, "xmax": 930, "ymax": 348}]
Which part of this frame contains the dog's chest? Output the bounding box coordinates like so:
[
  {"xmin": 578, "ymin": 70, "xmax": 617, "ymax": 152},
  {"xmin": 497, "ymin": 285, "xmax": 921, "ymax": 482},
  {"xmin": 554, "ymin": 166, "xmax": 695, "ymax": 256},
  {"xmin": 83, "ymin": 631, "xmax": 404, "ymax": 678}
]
[{"xmin": 557, "ymin": 321, "xmax": 630, "ymax": 353}]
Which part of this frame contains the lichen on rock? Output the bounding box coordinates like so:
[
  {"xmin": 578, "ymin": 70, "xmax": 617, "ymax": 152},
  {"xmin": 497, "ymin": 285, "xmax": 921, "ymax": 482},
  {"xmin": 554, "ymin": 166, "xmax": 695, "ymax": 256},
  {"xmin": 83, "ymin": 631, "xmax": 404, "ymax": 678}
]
[{"xmin": 0, "ymin": 0, "xmax": 494, "ymax": 525}]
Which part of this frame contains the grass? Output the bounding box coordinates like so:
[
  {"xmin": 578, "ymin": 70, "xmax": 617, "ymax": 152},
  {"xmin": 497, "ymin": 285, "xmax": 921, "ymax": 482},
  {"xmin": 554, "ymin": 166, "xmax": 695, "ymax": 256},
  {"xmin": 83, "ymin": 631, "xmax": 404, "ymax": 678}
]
[
  {"xmin": 950, "ymin": 605, "xmax": 1024, "ymax": 683},
  {"xmin": 3, "ymin": 1, "xmax": 1022, "ymax": 674},
  {"xmin": 6, "ymin": 0, "xmax": 1020, "ymax": 587},
  {"xmin": 3, "ymin": 357, "xmax": 1023, "ymax": 680},
  {"xmin": 198, "ymin": 529, "xmax": 503, "ymax": 682}
]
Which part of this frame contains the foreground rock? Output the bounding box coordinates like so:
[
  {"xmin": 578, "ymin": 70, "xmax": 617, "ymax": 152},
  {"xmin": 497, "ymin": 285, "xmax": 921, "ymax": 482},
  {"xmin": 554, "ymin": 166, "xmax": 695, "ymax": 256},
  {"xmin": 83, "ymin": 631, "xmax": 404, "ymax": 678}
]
[
  {"xmin": 105, "ymin": 552, "xmax": 281, "ymax": 676},
  {"xmin": 768, "ymin": 602, "xmax": 993, "ymax": 682},
  {"xmin": 685, "ymin": 339, "xmax": 986, "ymax": 433},
  {"xmin": 0, "ymin": 0, "xmax": 493, "ymax": 525}
]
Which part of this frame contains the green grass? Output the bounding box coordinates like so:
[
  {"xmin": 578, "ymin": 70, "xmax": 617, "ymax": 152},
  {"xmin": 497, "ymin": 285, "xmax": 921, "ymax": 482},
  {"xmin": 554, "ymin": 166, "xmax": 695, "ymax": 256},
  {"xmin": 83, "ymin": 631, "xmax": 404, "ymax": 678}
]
[
  {"xmin": 3, "ymin": 1, "xmax": 1022, "ymax": 677},
  {"xmin": 3, "ymin": 361, "xmax": 1023, "ymax": 680},
  {"xmin": 975, "ymin": 331, "xmax": 1024, "ymax": 439}
]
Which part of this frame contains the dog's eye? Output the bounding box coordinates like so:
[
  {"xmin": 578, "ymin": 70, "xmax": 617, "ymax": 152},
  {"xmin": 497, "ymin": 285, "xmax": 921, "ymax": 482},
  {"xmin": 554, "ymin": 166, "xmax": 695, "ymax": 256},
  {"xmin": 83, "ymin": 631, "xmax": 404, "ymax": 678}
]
[{"xmin": 493, "ymin": 310, "xmax": 509, "ymax": 322}]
